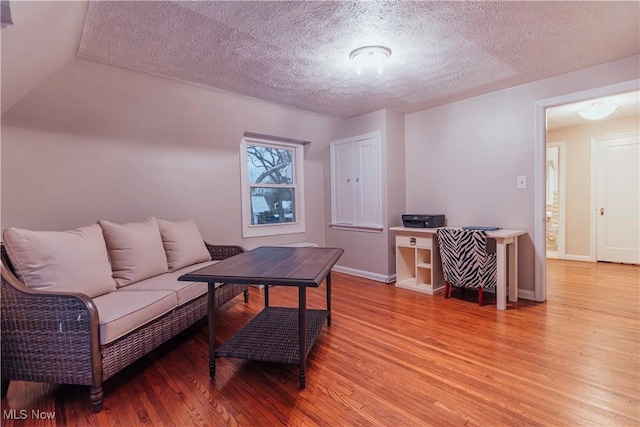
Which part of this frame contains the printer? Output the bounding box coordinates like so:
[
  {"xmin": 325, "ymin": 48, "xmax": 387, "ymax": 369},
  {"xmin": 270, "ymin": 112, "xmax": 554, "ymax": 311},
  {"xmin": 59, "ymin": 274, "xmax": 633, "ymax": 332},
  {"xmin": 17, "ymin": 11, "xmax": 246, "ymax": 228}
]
[{"xmin": 402, "ymin": 214, "xmax": 446, "ymax": 228}]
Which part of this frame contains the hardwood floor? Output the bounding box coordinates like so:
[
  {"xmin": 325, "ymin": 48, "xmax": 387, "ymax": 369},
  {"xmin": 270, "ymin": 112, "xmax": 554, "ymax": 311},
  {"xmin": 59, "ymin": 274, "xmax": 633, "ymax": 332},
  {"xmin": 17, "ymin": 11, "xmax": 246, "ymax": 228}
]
[{"xmin": 2, "ymin": 259, "xmax": 638, "ymax": 426}]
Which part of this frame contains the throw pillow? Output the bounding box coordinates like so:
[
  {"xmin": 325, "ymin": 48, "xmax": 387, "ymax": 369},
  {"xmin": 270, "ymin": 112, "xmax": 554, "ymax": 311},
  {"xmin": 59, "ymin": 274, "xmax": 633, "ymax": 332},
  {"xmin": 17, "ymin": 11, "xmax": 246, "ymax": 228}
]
[
  {"xmin": 2, "ymin": 224, "xmax": 117, "ymax": 298},
  {"xmin": 98, "ymin": 217, "xmax": 169, "ymax": 288},
  {"xmin": 157, "ymin": 218, "xmax": 211, "ymax": 272}
]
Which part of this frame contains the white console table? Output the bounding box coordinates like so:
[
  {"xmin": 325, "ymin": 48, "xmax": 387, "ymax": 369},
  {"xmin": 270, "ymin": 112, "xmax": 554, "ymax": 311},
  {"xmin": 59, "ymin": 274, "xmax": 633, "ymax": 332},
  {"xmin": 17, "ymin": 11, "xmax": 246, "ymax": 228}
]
[{"xmin": 390, "ymin": 227, "xmax": 526, "ymax": 310}]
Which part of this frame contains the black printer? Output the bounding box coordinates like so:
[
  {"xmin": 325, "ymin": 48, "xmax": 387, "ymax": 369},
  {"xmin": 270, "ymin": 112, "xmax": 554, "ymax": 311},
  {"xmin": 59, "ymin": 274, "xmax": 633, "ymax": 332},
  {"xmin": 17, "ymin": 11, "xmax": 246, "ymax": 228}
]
[{"xmin": 402, "ymin": 214, "xmax": 446, "ymax": 228}]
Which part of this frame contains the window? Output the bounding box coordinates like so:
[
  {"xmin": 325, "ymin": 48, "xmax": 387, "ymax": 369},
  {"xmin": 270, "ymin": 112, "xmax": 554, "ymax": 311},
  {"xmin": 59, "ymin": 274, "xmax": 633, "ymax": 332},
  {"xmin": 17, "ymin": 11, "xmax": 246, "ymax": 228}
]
[{"xmin": 240, "ymin": 134, "xmax": 306, "ymax": 238}]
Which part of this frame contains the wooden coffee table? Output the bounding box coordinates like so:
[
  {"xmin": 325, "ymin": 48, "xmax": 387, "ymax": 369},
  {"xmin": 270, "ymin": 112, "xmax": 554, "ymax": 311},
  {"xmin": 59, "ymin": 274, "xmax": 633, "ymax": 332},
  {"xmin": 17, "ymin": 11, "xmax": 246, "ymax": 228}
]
[{"xmin": 179, "ymin": 246, "xmax": 344, "ymax": 389}]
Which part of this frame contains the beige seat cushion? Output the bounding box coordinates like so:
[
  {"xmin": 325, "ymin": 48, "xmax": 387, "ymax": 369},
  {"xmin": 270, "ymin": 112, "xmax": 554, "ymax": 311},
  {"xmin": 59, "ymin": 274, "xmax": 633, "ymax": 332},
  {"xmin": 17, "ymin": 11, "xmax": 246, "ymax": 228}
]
[
  {"xmin": 92, "ymin": 290, "xmax": 177, "ymax": 345},
  {"xmin": 2, "ymin": 225, "xmax": 116, "ymax": 298},
  {"xmin": 119, "ymin": 261, "xmax": 217, "ymax": 305},
  {"xmin": 99, "ymin": 217, "xmax": 169, "ymax": 288},
  {"xmin": 157, "ymin": 219, "xmax": 211, "ymax": 272}
]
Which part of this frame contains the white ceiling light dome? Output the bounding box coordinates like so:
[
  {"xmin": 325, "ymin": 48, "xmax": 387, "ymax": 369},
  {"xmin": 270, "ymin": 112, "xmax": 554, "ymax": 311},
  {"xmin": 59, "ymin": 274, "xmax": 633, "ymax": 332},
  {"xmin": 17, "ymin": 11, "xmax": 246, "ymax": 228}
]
[
  {"xmin": 349, "ymin": 45, "xmax": 392, "ymax": 75},
  {"xmin": 578, "ymin": 101, "xmax": 618, "ymax": 120}
]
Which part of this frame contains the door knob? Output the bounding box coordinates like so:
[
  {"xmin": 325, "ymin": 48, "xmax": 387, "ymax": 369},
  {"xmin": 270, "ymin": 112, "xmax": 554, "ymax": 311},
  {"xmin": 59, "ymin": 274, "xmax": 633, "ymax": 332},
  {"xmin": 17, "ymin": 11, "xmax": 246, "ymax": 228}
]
[{"xmin": 600, "ymin": 207, "xmax": 605, "ymax": 216}]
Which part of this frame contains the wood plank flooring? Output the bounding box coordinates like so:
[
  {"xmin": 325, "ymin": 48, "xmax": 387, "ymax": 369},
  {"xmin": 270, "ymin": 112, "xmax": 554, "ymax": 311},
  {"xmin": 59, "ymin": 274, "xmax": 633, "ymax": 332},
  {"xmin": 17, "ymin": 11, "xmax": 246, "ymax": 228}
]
[{"xmin": 1, "ymin": 259, "xmax": 638, "ymax": 426}]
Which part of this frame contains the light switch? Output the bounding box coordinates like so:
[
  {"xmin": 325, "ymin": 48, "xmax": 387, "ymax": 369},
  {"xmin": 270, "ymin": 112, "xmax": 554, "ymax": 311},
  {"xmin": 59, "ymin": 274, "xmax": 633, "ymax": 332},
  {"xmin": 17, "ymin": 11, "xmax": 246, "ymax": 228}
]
[{"xmin": 517, "ymin": 175, "xmax": 527, "ymax": 189}]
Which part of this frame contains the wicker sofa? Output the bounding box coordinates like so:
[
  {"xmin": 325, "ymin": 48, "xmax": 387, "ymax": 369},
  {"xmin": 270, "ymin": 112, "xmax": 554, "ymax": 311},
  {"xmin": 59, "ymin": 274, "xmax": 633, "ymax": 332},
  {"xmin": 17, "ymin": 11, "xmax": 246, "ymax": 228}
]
[{"xmin": 0, "ymin": 218, "xmax": 249, "ymax": 412}]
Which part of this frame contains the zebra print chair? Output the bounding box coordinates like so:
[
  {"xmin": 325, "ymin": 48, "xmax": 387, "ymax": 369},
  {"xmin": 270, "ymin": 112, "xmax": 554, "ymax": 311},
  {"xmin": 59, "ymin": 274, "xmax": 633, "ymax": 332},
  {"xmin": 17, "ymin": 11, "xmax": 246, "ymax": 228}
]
[{"xmin": 436, "ymin": 227, "xmax": 497, "ymax": 305}]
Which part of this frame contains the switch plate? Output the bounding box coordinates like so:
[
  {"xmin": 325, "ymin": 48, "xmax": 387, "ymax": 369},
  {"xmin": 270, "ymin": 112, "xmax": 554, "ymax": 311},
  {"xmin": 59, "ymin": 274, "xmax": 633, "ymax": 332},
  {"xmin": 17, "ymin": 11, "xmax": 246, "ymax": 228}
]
[{"xmin": 517, "ymin": 175, "xmax": 527, "ymax": 189}]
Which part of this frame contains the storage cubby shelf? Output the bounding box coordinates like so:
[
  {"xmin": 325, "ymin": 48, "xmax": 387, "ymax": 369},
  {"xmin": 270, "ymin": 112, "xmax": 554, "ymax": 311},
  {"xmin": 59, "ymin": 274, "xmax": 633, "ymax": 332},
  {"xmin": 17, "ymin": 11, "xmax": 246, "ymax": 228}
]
[{"xmin": 392, "ymin": 227, "xmax": 445, "ymax": 295}]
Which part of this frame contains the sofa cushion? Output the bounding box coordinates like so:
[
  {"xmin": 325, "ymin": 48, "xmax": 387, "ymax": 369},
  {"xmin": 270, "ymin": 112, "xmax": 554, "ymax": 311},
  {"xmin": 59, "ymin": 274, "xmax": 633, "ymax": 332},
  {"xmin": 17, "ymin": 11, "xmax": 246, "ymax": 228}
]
[
  {"xmin": 2, "ymin": 225, "xmax": 116, "ymax": 298},
  {"xmin": 119, "ymin": 261, "xmax": 217, "ymax": 305},
  {"xmin": 99, "ymin": 217, "xmax": 169, "ymax": 288},
  {"xmin": 157, "ymin": 219, "xmax": 211, "ymax": 272},
  {"xmin": 171, "ymin": 260, "xmax": 217, "ymax": 276},
  {"xmin": 92, "ymin": 290, "xmax": 177, "ymax": 345}
]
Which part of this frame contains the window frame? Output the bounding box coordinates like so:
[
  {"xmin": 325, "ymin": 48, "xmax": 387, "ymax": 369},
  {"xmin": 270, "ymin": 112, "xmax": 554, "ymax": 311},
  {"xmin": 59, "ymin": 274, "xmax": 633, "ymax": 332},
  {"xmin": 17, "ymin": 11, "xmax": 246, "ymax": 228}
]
[{"xmin": 240, "ymin": 135, "xmax": 306, "ymax": 238}]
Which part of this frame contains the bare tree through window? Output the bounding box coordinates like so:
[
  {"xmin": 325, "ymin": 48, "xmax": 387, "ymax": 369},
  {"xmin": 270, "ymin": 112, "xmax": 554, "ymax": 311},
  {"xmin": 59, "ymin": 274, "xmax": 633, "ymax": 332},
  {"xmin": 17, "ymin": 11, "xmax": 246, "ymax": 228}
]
[{"xmin": 247, "ymin": 144, "xmax": 296, "ymax": 225}]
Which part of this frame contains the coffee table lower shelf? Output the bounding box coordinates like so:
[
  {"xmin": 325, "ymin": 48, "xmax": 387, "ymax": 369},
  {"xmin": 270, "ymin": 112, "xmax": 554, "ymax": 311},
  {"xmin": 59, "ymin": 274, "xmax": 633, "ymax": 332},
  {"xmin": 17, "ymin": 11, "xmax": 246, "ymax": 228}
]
[{"xmin": 216, "ymin": 307, "xmax": 328, "ymax": 365}]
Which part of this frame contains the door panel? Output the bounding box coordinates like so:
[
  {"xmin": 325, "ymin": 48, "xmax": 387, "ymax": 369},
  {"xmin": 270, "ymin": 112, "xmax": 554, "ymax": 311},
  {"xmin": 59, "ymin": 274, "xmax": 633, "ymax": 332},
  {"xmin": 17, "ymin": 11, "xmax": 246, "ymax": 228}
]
[
  {"xmin": 596, "ymin": 133, "xmax": 640, "ymax": 264},
  {"xmin": 355, "ymin": 137, "xmax": 380, "ymax": 227},
  {"xmin": 333, "ymin": 142, "xmax": 355, "ymax": 224}
]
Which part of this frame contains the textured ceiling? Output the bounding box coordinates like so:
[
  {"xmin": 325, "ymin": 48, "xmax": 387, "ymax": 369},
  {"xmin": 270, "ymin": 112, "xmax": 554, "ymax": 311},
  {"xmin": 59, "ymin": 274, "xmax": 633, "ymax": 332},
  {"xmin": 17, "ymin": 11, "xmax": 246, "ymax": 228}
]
[{"xmin": 78, "ymin": 1, "xmax": 640, "ymax": 120}]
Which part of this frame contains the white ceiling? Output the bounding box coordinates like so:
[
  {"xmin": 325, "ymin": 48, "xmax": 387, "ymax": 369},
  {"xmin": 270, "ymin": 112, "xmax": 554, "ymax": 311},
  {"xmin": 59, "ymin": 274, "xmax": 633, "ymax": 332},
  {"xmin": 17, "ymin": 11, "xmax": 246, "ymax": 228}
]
[{"xmin": 77, "ymin": 1, "xmax": 640, "ymax": 122}]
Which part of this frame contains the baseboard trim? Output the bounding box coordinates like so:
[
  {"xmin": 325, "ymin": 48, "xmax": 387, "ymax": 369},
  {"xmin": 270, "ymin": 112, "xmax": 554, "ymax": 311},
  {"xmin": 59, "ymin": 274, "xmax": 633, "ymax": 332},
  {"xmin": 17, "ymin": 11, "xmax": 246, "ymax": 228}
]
[
  {"xmin": 332, "ymin": 265, "xmax": 394, "ymax": 284},
  {"xmin": 517, "ymin": 289, "xmax": 536, "ymax": 301},
  {"xmin": 480, "ymin": 288, "xmax": 536, "ymax": 301},
  {"xmin": 563, "ymin": 255, "xmax": 594, "ymax": 262},
  {"xmin": 332, "ymin": 266, "xmax": 537, "ymax": 300}
]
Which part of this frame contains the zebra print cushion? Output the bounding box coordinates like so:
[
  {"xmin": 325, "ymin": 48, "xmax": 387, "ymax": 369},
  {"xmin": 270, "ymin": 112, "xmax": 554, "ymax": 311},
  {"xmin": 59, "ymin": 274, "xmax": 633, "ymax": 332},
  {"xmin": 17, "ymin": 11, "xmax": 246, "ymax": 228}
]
[{"xmin": 436, "ymin": 227, "xmax": 497, "ymax": 289}]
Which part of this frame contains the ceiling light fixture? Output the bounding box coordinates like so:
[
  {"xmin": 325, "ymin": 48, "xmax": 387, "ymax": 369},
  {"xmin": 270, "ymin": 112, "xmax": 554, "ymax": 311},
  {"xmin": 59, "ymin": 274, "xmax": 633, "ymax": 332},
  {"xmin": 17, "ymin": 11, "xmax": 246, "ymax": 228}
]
[
  {"xmin": 349, "ymin": 45, "xmax": 392, "ymax": 75},
  {"xmin": 578, "ymin": 101, "xmax": 618, "ymax": 121}
]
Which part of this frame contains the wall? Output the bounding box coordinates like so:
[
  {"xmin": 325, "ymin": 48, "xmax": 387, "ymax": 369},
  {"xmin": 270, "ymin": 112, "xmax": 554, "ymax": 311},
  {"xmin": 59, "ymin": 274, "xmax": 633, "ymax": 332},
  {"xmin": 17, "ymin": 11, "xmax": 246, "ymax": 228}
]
[
  {"xmin": 324, "ymin": 109, "xmax": 406, "ymax": 280},
  {"xmin": 385, "ymin": 109, "xmax": 407, "ymax": 274},
  {"xmin": 1, "ymin": 58, "xmax": 340, "ymax": 248},
  {"xmin": 1, "ymin": 1, "xmax": 88, "ymax": 114},
  {"xmin": 0, "ymin": 0, "xmax": 88, "ymax": 241},
  {"xmin": 547, "ymin": 116, "xmax": 640, "ymax": 258},
  {"xmin": 2, "ymin": 46, "xmax": 637, "ymax": 292},
  {"xmin": 405, "ymin": 55, "xmax": 639, "ymax": 293}
]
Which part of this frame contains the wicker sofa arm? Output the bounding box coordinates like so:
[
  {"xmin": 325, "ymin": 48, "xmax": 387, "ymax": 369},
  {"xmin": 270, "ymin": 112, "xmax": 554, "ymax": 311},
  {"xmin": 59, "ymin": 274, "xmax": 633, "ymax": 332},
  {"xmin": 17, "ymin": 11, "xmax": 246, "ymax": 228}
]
[
  {"xmin": 204, "ymin": 242, "xmax": 246, "ymax": 261},
  {"xmin": 203, "ymin": 242, "xmax": 249, "ymax": 304},
  {"xmin": 1, "ymin": 267, "xmax": 101, "ymax": 389}
]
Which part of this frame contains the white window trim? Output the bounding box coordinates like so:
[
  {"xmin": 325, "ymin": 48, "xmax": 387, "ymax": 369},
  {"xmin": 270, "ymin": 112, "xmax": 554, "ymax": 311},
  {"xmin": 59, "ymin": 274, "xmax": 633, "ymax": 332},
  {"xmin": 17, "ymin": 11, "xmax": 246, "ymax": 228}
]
[{"xmin": 240, "ymin": 135, "xmax": 306, "ymax": 238}]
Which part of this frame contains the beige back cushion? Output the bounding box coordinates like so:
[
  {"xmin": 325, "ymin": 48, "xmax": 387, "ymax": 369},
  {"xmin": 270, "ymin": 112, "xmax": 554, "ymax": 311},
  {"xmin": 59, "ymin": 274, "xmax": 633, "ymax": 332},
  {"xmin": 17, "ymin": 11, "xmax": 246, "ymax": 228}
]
[
  {"xmin": 2, "ymin": 224, "xmax": 117, "ymax": 298},
  {"xmin": 99, "ymin": 217, "xmax": 169, "ymax": 288},
  {"xmin": 157, "ymin": 219, "xmax": 211, "ymax": 272}
]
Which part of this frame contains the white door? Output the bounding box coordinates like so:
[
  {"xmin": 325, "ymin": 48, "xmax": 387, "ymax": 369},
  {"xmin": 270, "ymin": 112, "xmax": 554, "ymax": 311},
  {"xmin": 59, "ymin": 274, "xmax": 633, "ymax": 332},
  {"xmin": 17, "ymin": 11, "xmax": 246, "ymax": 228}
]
[
  {"xmin": 331, "ymin": 141, "xmax": 355, "ymax": 224},
  {"xmin": 355, "ymin": 136, "xmax": 380, "ymax": 227},
  {"xmin": 595, "ymin": 132, "xmax": 640, "ymax": 264}
]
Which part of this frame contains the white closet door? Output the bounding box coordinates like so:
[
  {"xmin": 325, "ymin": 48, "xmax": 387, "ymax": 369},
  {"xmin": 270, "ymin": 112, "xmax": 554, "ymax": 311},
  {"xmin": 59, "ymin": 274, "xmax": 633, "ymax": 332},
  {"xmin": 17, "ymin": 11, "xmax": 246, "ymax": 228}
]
[
  {"xmin": 355, "ymin": 136, "xmax": 380, "ymax": 227},
  {"xmin": 332, "ymin": 141, "xmax": 355, "ymax": 224}
]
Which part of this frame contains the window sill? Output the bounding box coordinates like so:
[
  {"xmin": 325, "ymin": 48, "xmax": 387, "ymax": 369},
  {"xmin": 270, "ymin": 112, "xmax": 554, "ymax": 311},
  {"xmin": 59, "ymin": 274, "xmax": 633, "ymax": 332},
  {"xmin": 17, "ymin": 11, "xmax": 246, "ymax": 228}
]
[
  {"xmin": 243, "ymin": 222, "xmax": 305, "ymax": 238},
  {"xmin": 329, "ymin": 224, "xmax": 384, "ymax": 233}
]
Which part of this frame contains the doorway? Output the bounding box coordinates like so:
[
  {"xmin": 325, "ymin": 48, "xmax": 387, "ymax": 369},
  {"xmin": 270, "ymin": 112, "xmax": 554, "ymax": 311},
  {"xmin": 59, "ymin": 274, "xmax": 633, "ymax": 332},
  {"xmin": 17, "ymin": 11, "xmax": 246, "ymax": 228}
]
[
  {"xmin": 545, "ymin": 92, "xmax": 639, "ymax": 263},
  {"xmin": 545, "ymin": 142, "xmax": 565, "ymax": 259},
  {"xmin": 534, "ymin": 80, "xmax": 640, "ymax": 303}
]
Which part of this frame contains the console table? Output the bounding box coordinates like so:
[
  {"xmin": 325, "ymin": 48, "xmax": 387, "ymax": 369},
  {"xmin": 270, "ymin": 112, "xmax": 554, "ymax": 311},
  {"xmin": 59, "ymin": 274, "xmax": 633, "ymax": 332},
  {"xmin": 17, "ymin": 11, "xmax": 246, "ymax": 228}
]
[
  {"xmin": 390, "ymin": 227, "xmax": 526, "ymax": 310},
  {"xmin": 179, "ymin": 246, "xmax": 344, "ymax": 388}
]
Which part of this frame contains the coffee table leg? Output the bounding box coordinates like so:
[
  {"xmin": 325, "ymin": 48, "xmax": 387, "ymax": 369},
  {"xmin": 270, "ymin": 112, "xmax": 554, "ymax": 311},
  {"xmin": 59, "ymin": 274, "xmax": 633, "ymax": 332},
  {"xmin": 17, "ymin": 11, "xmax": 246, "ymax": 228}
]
[
  {"xmin": 298, "ymin": 287, "xmax": 307, "ymax": 389},
  {"xmin": 326, "ymin": 272, "xmax": 332, "ymax": 327},
  {"xmin": 208, "ymin": 282, "xmax": 216, "ymax": 377}
]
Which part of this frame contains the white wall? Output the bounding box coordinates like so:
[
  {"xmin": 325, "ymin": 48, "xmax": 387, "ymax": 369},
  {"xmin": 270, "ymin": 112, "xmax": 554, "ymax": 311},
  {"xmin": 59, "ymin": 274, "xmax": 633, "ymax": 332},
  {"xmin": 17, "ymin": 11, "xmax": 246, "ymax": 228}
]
[
  {"xmin": 385, "ymin": 110, "xmax": 407, "ymax": 274},
  {"xmin": 0, "ymin": 1, "xmax": 88, "ymax": 114},
  {"xmin": 1, "ymin": 58, "xmax": 340, "ymax": 248},
  {"xmin": 405, "ymin": 55, "xmax": 640, "ymax": 292},
  {"xmin": 325, "ymin": 110, "xmax": 388, "ymax": 277}
]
